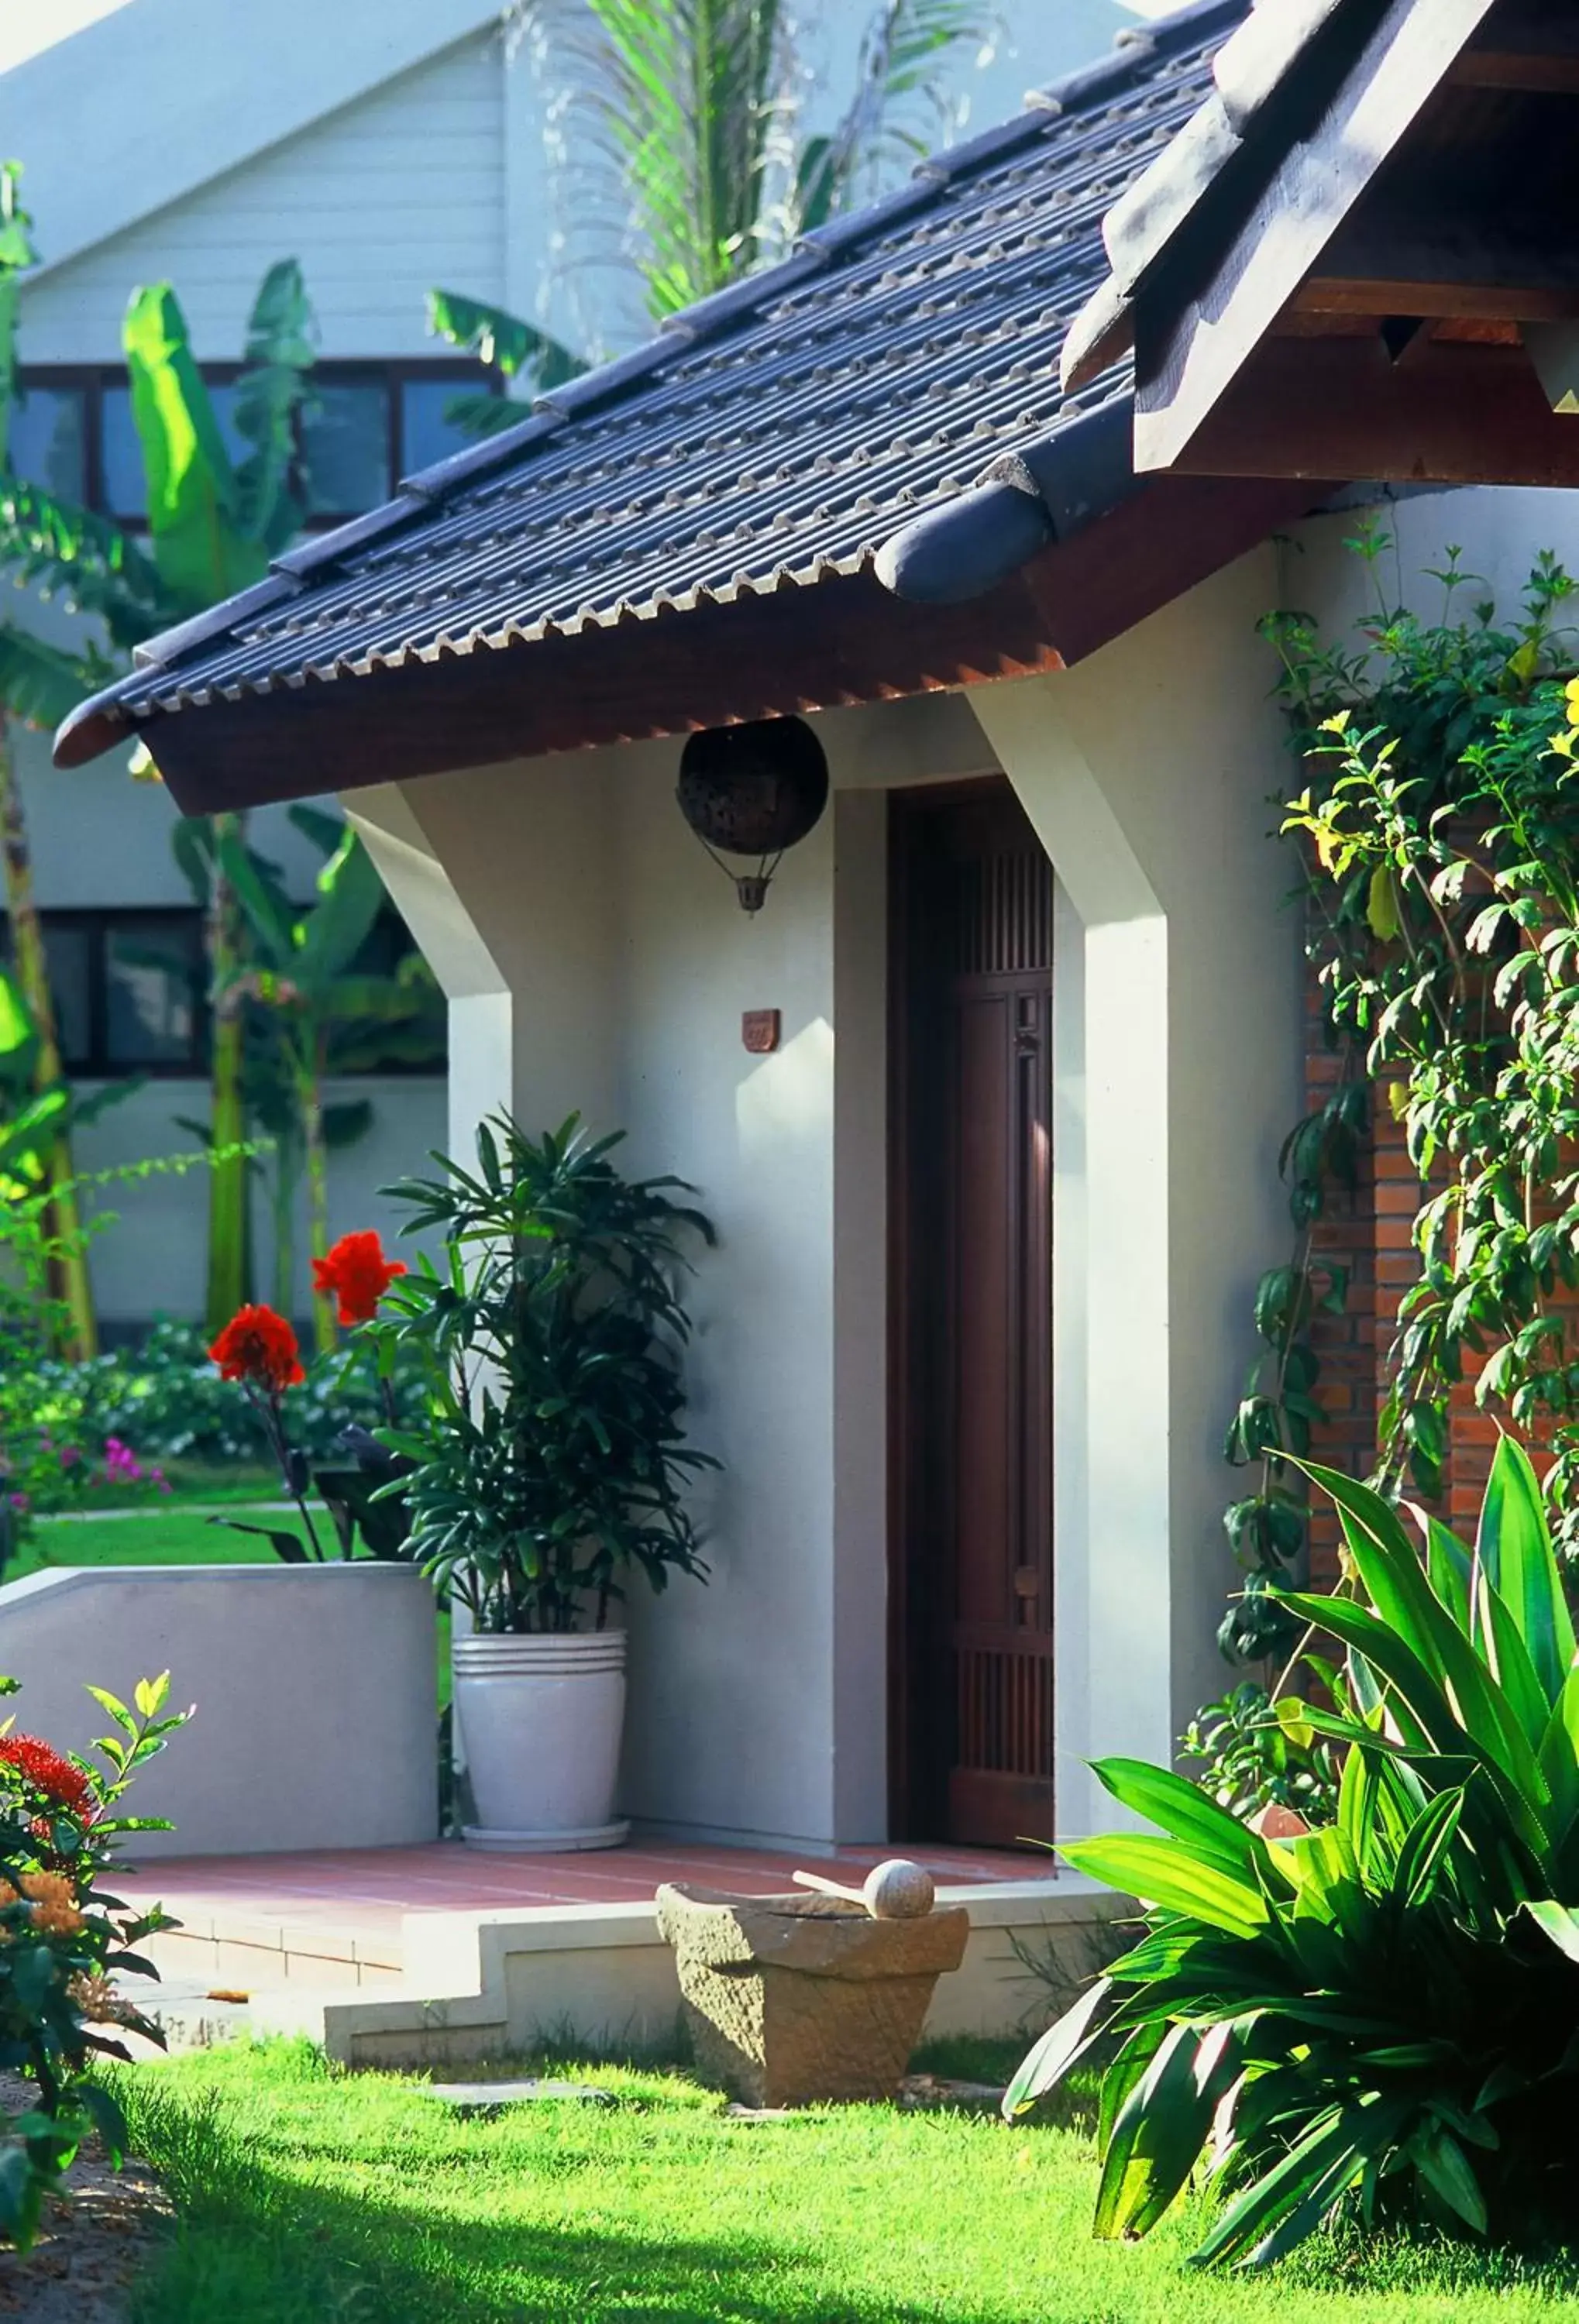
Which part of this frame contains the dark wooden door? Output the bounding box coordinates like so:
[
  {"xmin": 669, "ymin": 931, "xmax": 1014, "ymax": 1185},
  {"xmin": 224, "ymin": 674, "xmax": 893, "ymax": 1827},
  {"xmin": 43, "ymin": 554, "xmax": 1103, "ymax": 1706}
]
[{"xmin": 890, "ymin": 783, "xmax": 1054, "ymax": 1849}]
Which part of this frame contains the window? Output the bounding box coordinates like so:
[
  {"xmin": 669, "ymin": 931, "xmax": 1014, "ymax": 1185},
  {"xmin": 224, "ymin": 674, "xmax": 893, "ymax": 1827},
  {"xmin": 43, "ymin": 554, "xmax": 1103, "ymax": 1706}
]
[
  {"xmin": 103, "ymin": 916, "xmax": 203, "ymax": 1067},
  {"xmin": 400, "ymin": 375, "xmax": 480, "ymax": 474},
  {"xmin": 2, "ymin": 911, "xmax": 206, "ymax": 1076},
  {"xmin": 1, "ymin": 906, "xmax": 445, "ymax": 1079},
  {"xmin": 40, "ymin": 922, "xmax": 93, "ymax": 1065},
  {"xmin": 302, "ymin": 380, "xmax": 392, "ymax": 518},
  {"xmin": 13, "ymin": 360, "xmax": 491, "ymax": 528},
  {"xmin": 9, "ymin": 381, "xmax": 88, "ymax": 502},
  {"xmin": 98, "ymin": 383, "xmax": 145, "ymax": 521}
]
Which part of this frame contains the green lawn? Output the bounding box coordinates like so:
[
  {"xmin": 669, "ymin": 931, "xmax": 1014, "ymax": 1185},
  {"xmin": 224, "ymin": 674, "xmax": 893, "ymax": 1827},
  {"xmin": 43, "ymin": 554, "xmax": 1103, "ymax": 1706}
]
[
  {"xmin": 112, "ymin": 2039, "xmax": 1579, "ymax": 2324},
  {"xmin": 20, "ymin": 1505, "xmax": 451, "ymax": 1703},
  {"xmin": 91, "ymin": 1463, "xmax": 287, "ymax": 1507},
  {"xmin": 18, "ymin": 1504, "xmax": 310, "ymax": 1581}
]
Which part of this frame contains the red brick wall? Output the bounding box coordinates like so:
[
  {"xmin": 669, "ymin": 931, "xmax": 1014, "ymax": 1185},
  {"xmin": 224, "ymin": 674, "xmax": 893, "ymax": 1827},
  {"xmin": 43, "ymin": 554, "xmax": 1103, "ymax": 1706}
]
[
  {"xmin": 1301, "ymin": 978, "xmax": 1375, "ymax": 1588},
  {"xmin": 1300, "ymin": 970, "xmax": 1539, "ymax": 1580}
]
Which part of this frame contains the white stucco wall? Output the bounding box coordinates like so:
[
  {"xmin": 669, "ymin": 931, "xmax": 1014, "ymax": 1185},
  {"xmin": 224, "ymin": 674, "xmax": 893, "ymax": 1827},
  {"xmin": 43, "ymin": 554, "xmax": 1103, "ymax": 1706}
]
[
  {"xmin": 353, "ymin": 552, "xmax": 1306, "ymax": 1854},
  {"xmin": 972, "ymin": 548, "xmax": 1302, "ymax": 1840},
  {"xmin": 353, "ymin": 696, "xmax": 1000, "ymax": 1848},
  {"xmin": 1285, "ymin": 483, "xmax": 1579, "ymax": 640},
  {"xmin": 0, "ymin": 1562, "xmax": 437, "ymax": 1855}
]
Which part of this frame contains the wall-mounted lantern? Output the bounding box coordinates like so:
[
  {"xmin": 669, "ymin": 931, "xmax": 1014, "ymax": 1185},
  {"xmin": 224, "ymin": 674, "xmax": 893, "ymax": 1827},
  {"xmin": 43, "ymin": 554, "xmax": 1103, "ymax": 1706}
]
[{"xmin": 675, "ymin": 717, "xmax": 829, "ymax": 914}]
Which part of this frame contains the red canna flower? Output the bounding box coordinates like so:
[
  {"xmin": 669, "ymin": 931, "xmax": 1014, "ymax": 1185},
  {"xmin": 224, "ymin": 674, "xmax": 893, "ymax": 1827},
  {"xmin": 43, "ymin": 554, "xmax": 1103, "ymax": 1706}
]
[
  {"xmin": 208, "ymin": 1304, "xmax": 305, "ymax": 1393},
  {"xmin": 0, "ymin": 1734, "xmax": 95, "ymax": 1822},
  {"xmin": 311, "ymin": 1229, "xmax": 407, "ymax": 1326}
]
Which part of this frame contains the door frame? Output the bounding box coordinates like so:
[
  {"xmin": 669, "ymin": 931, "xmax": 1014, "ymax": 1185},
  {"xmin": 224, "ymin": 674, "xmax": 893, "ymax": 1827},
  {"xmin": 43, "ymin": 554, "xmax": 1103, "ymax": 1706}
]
[{"xmin": 886, "ymin": 775, "xmax": 1054, "ymax": 1841}]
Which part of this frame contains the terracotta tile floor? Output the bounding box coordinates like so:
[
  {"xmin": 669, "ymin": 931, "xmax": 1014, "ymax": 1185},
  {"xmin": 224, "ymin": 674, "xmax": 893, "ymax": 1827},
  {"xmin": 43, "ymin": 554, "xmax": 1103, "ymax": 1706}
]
[{"xmin": 118, "ymin": 1837, "xmax": 1054, "ymax": 1952}]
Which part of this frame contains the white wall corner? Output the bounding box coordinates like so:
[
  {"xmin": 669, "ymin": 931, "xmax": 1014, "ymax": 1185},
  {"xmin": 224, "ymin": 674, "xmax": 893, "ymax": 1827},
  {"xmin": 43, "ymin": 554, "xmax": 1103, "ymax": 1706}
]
[
  {"xmin": 970, "ymin": 677, "xmax": 1171, "ymax": 1844},
  {"xmin": 830, "ymin": 787, "xmax": 890, "ymax": 1840},
  {"xmin": 969, "ymin": 552, "xmax": 1302, "ymax": 1813},
  {"xmin": 345, "ymin": 781, "xmax": 514, "ymax": 1160}
]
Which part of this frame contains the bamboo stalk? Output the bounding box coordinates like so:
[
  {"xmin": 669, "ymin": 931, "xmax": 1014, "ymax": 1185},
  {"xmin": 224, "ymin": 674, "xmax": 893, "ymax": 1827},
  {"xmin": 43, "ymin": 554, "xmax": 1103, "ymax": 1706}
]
[{"xmin": 0, "ymin": 721, "xmax": 96, "ymax": 1358}]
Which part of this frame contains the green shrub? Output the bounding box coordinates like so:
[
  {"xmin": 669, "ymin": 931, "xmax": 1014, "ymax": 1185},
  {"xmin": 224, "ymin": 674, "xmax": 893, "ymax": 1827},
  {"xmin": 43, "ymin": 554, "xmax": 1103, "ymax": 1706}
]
[
  {"xmin": 1007, "ymin": 1438, "xmax": 1579, "ymax": 2267},
  {"xmin": 22, "ymin": 1319, "xmax": 428, "ymax": 1470},
  {"xmin": 0, "ymin": 1669, "xmax": 187, "ymax": 2250}
]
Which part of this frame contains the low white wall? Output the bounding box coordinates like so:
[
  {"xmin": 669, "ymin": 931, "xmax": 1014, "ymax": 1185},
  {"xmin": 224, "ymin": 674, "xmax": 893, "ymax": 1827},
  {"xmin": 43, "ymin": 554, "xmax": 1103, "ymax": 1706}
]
[
  {"xmin": 0, "ymin": 1563, "xmax": 438, "ymax": 1857},
  {"xmin": 251, "ymin": 1877, "xmax": 1128, "ymax": 2067}
]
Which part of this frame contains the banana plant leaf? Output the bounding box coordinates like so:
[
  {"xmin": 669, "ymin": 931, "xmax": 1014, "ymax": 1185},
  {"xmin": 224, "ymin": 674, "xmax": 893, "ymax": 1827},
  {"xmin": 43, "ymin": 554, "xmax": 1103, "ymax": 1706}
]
[
  {"xmin": 425, "ymin": 287, "xmax": 584, "ymax": 395},
  {"xmin": 231, "ymin": 258, "xmax": 315, "ymax": 555},
  {"xmin": 123, "ymin": 284, "xmax": 260, "ymax": 608},
  {"xmin": 0, "ymin": 624, "xmax": 104, "ymax": 730}
]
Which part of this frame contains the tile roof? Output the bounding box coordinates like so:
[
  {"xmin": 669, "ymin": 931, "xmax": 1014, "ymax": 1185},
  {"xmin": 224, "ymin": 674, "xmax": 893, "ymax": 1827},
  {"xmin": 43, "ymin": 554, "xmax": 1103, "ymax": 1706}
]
[
  {"xmin": 1061, "ymin": 0, "xmax": 1413, "ymax": 391},
  {"xmin": 58, "ymin": 0, "xmax": 1244, "ymax": 763}
]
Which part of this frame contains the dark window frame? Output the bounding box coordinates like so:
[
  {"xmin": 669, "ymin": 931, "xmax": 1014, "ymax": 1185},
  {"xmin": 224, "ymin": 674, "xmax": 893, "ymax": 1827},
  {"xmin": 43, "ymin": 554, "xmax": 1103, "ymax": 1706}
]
[
  {"xmin": 0, "ymin": 904, "xmax": 446, "ymax": 1081},
  {"xmin": 2, "ymin": 906, "xmax": 208, "ymax": 1079},
  {"xmin": 12, "ymin": 357, "xmax": 494, "ymax": 529}
]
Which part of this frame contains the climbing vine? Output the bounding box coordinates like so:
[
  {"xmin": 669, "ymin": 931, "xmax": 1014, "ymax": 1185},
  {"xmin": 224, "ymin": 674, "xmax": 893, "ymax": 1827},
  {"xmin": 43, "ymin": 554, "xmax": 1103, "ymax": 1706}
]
[{"xmin": 1218, "ymin": 528, "xmax": 1579, "ymax": 1693}]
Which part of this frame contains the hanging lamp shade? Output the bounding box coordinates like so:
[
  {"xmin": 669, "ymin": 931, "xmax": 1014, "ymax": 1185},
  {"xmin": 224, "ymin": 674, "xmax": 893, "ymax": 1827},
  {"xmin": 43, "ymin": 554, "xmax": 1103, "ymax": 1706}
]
[{"xmin": 676, "ymin": 717, "xmax": 830, "ymax": 913}]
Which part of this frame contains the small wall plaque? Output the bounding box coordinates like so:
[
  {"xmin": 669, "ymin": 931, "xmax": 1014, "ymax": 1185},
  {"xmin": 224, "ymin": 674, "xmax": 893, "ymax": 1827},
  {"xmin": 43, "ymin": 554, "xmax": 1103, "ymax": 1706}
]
[{"xmin": 741, "ymin": 1009, "xmax": 781, "ymax": 1055}]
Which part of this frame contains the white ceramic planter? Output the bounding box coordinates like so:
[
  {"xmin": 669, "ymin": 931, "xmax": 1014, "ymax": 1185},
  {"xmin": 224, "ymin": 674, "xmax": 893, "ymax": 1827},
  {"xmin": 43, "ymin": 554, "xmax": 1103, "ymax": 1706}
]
[{"xmin": 452, "ymin": 1628, "xmax": 628, "ymax": 1851}]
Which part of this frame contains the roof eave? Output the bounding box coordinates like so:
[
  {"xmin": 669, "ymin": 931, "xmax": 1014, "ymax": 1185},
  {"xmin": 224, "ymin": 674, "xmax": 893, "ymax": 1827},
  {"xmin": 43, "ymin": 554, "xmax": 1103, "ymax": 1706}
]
[{"xmin": 65, "ymin": 471, "xmax": 1330, "ymax": 817}]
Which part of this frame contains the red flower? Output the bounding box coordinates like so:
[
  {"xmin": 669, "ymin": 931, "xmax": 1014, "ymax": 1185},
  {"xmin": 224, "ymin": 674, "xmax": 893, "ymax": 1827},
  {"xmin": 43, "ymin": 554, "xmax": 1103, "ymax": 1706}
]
[
  {"xmin": 0, "ymin": 1734, "xmax": 95, "ymax": 1822},
  {"xmin": 208, "ymin": 1304, "xmax": 305, "ymax": 1393},
  {"xmin": 311, "ymin": 1230, "xmax": 406, "ymax": 1326}
]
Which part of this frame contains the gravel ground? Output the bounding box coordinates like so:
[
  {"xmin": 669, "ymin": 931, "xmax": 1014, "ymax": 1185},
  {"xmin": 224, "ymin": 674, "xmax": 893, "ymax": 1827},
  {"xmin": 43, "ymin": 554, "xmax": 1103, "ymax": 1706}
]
[{"xmin": 0, "ymin": 2076, "xmax": 169, "ymax": 2323}]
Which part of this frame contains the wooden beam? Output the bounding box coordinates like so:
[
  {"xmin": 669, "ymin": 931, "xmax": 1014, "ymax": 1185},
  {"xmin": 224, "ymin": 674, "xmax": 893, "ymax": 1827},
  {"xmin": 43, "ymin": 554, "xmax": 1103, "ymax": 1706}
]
[
  {"xmin": 1449, "ymin": 50, "xmax": 1579, "ymax": 91},
  {"xmin": 1296, "ymin": 198, "xmax": 1579, "ymax": 322},
  {"xmin": 1152, "ymin": 333, "xmax": 1579, "ymax": 486},
  {"xmin": 1454, "ymin": 2, "xmax": 1579, "ymax": 91},
  {"xmin": 1135, "ymin": 0, "xmax": 1498, "ymax": 474},
  {"xmin": 118, "ymin": 476, "xmax": 1323, "ymax": 816},
  {"xmin": 1295, "ymin": 277, "xmax": 1579, "ymax": 322}
]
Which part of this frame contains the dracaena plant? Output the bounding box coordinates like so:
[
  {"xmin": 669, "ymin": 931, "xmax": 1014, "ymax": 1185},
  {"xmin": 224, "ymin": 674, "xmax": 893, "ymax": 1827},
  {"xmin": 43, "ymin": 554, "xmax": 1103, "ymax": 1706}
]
[
  {"xmin": 370, "ymin": 1112, "xmax": 718, "ymax": 1635},
  {"xmin": 1007, "ymin": 1437, "xmax": 1579, "ymax": 2268}
]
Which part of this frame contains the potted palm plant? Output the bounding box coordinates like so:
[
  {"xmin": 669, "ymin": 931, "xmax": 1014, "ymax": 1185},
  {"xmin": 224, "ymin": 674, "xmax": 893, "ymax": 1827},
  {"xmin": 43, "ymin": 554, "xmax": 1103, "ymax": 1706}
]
[{"xmin": 373, "ymin": 1113, "xmax": 717, "ymax": 1850}]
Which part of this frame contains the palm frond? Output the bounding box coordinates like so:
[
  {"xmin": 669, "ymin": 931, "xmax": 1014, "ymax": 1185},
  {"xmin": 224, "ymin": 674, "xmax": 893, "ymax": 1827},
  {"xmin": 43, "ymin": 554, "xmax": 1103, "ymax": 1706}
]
[
  {"xmin": 800, "ymin": 0, "xmax": 992, "ymax": 231},
  {"xmin": 580, "ymin": 0, "xmax": 793, "ymax": 315},
  {"xmin": 0, "ymin": 623, "xmax": 109, "ymax": 731},
  {"xmin": 0, "ymin": 476, "xmax": 170, "ymax": 651}
]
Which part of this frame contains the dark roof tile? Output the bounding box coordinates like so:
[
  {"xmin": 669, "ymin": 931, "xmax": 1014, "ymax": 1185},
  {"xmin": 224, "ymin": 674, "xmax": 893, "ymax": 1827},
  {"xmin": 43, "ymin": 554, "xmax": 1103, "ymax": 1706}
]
[{"xmin": 68, "ymin": 2, "xmax": 1243, "ymax": 743}]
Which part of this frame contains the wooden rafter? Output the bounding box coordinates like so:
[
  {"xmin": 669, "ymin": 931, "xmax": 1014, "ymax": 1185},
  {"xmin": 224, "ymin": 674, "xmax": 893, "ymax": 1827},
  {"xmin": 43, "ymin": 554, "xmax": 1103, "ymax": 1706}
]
[
  {"xmin": 1157, "ymin": 334, "xmax": 1579, "ymax": 489},
  {"xmin": 1134, "ymin": 0, "xmax": 1498, "ymax": 473},
  {"xmin": 1453, "ymin": 0, "xmax": 1579, "ymax": 91},
  {"xmin": 1293, "ymin": 198, "xmax": 1579, "ymax": 325}
]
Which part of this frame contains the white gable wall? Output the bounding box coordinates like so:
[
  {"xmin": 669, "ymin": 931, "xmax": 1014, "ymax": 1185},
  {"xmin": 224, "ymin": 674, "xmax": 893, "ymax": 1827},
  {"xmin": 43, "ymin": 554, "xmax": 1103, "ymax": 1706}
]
[{"xmin": 20, "ymin": 34, "xmax": 507, "ymax": 363}]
